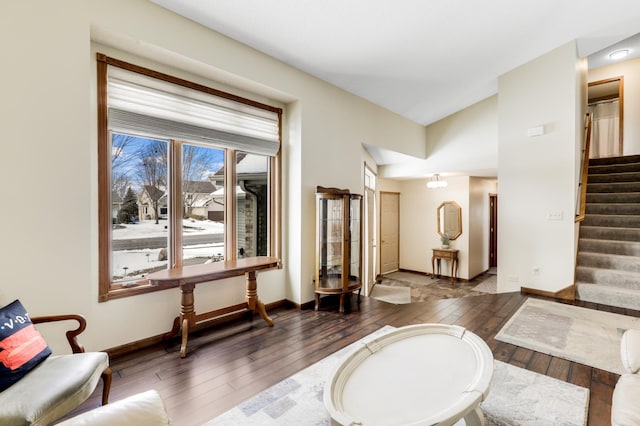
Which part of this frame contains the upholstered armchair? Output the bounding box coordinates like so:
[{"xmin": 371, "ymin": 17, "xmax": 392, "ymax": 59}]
[
  {"xmin": 0, "ymin": 313, "xmax": 112, "ymax": 426},
  {"xmin": 611, "ymin": 329, "xmax": 640, "ymax": 426}
]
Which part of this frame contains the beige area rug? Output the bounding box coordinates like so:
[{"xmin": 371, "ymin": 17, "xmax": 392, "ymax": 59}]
[
  {"xmin": 208, "ymin": 326, "xmax": 589, "ymax": 425},
  {"xmin": 369, "ymin": 284, "xmax": 411, "ymax": 304},
  {"xmin": 473, "ymin": 275, "xmax": 498, "ymax": 294},
  {"xmin": 496, "ymin": 298, "xmax": 640, "ymax": 374}
]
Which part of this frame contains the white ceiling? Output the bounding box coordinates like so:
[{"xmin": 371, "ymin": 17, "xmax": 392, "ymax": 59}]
[{"xmin": 151, "ymin": 0, "xmax": 640, "ymax": 127}]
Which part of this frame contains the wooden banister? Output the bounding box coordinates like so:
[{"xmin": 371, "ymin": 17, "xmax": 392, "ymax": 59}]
[{"xmin": 575, "ymin": 112, "xmax": 593, "ymax": 222}]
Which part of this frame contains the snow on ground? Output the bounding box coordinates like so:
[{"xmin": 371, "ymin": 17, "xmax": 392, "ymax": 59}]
[
  {"xmin": 112, "ymin": 218, "xmax": 224, "ymax": 239},
  {"xmin": 112, "ymin": 219, "xmax": 225, "ymax": 281}
]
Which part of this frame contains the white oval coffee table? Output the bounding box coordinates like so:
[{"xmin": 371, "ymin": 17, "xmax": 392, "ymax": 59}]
[{"xmin": 324, "ymin": 324, "xmax": 494, "ymax": 425}]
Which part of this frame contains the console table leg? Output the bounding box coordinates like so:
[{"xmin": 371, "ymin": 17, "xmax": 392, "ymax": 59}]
[
  {"xmin": 245, "ymin": 270, "xmax": 274, "ymax": 326},
  {"xmin": 179, "ymin": 283, "xmax": 196, "ymax": 358},
  {"xmin": 180, "ymin": 318, "xmax": 189, "ymax": 358}
]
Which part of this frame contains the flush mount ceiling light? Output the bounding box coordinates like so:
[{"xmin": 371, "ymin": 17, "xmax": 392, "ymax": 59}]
[
  {"xmin": 427, "ymin": 173, "xmax": 448, "ymax": 189},
  {"xmin": 609, "ymin": 49, "xmax": 630, "ymax": 60}
]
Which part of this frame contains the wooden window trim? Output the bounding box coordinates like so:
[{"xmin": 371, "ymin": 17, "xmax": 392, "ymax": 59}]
[{"xmin": 97, "ymin": 54, "xmax": 282, "ymax": 302}]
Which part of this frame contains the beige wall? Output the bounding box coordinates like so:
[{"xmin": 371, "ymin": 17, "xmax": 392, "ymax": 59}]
[
  {"xmin": 0, "ymin": 0, "xmax": 426, "ymax": 352},
  {"xmin": 394, "ymin": 176, "xmax": 496, "ymax": 280},
  {"xmin": 589, "ymin": 57, "xmax": 640, "ymax": 156},
  {"xmin": 380, "ymin": 95, "xmax": 498, "ymax": 179},
  {"xmin": 497, "ymin": 41, "xmax": 586, "ymax": 293},
  {"xmin": 468, "ymin": 178, "xmax": 498, "ymax": 278}
]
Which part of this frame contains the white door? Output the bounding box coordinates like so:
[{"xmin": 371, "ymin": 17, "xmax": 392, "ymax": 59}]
[{"xmin": 380, "ymin": 192, "xmax": 399, "ymax": 274}]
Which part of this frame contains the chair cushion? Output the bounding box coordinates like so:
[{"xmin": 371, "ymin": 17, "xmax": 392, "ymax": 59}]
[
  {"xmin": 0, "ymin": 300, "xmax": 52, "ymax": 392},
  {"xmin": 611, "ymin": 374, "xmax": 640, "ymax": 426},
  {"xmin": 620, "ymin": 329, "xmax": 640, "ymax": 374},
  {"xmin": 0, "ymin": 352, "xmax": 109, "ymax": 426},
  {"xmin": 58, "ymin": 390, "xmax": 171, "ymax": 426}
]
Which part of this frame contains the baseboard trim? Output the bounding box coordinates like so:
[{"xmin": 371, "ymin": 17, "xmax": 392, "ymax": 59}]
[
  {"xmin": 105, "ymin": 299, "xmax": 289, "ymax": 359},
  {"xmin": 398, "ymin": 268, "xmax": 471, "ymax": 282},
  {"xmin": 520, "ymin": 284, "xmax": 576, "ymax": 301}
]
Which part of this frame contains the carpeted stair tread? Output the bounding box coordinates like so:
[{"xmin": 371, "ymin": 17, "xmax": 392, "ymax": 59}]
[
  {"xmin": 577, "ymin": 252, "xmax": 640, "ymax": 273},
  {"xmin": 588, "ymin": 171, "xmax": 640, "ymax": 183},
  {"xmin": 586, "ymin": 192, "xmax": 640, "ymax": 203},
  {"xmin": 587, "ymin": 182, "xmax": 640, "ymax": 193},
  {"xmin": 575, "ymin": 283, "xmax": 640, "ymax": 311},
  {"xmin": 589, "ymin": 162, "xmax": 640, "ymax": 175},
  {"xmin": 589, "ymin": 155, "xmax": 640, "ymax": 166},
  {"xmin": 578, "ymin": 154, "xmax": 640, "ymax": 310},
  {"xmin": 581, "ymin": 214, "xmax": 640, "ymax": 228},
  {"xmin": 580, "ymin": 225, "xmax": 640, "ymax": 241},
  {"xmin": 585, "ymin": 203, "xmax": 640, "ymax": 215},
  {"xmin": 579, "ymin": 238, "xmax": 640, "ymax": 256},
  {"xmin": 575, "ymin": 266, "xmax": 640, "ymax": 290}
]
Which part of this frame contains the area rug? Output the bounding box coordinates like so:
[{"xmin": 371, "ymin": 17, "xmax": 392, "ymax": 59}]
[
  {"xmin": 473, "ymin": 275, "xmax": 498, "ymax": 294},
  {"xmin": 369, "ymin": 284, "xmax": 411, "ymax": 304},
  {"xmin": 495, "ymin": 297, "xmax": 640, "ymax": 374},
  {"xmin": 378, "ymin": 271, "xmax": 491, "ymax": 303},
  {"xmin": 206, "ymin": 326, "xmax": 589, "ymax": 426}
]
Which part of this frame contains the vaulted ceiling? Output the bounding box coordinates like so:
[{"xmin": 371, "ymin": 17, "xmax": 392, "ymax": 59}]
[{"xmin": 152, "ymin": 0, "xmax": 640, "ymax": 126}]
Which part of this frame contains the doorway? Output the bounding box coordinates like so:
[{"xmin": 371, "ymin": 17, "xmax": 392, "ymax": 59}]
[
  {"xmin": 380, "ymin": 192, "xmax": 400, "ymax": 275},
  {"xmin": 489, "ymin": 194, "xmax": 498, "ymax": 270},
  {"xmin": 588, "ymin": 77, "xmax": 623, "ymax": 158}
]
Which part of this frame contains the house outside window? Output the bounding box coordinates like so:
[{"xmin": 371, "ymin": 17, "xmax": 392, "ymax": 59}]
[{"xmin": 97, "ymin": 54, "xmax": 282, "ymax": 301}]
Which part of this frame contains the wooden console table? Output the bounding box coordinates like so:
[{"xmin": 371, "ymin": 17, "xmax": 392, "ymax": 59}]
[
  {"xmin": 431, "ymin": 248, "xmax": 459, "ymax": 284},
  {"xmin": 148, "ymin": 256, "xmax": 280, "ymax": 357}
]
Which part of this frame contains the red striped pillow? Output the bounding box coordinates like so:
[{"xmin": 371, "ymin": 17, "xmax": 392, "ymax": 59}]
[{"xmin": 0, "ymin": 300, "xmax": 52, "ymax": 391}]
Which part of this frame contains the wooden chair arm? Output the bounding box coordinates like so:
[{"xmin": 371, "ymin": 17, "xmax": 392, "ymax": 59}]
[{"xmin": 31, "ymin": 314, "xmax": 87, "ymax": 353}]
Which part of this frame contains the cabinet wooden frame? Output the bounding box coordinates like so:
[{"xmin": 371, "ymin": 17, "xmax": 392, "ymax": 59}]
[{"xmin": 314, "ymin": 187, "xmax": 363, "ymax": 312}]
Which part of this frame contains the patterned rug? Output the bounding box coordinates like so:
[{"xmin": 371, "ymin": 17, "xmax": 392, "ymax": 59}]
[
  {"xmin": 369, "ymin": 284, "xmax": 411, "ymax": 304},
  {"xmin": 207, "ymin": 326, "xmax": 589, "ymax": 425},
  {"xmin": 495, "ymin": 298, "xmax": 640, "ymax": 374},
  {"xmin": 472, "ymin": 275, "xmax": 497, "ymax": 294}
]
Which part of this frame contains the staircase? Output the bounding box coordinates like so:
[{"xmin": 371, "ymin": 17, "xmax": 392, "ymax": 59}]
[{"xmin": 576, "ymin": 154, "xmax": 640, "ymax": 310}]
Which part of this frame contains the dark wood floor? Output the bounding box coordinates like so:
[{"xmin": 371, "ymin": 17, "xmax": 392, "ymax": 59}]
[{"xmin": 69, "ymin": 291, "xmax": 639, "ymax": 425}]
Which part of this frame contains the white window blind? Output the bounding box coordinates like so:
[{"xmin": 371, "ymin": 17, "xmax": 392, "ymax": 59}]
[{"xmin": 107, "ymin": 66, "xmax": 280, "ymax": 156}]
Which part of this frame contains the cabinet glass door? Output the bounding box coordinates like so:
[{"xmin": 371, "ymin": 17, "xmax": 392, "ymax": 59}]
[
  {"xmin": 349, "ymin": 195, "xmax": 361, "ymax": 284},
  {"xmin": 318, "ymin": 196, "xmax": 344, "ymax": 290}
]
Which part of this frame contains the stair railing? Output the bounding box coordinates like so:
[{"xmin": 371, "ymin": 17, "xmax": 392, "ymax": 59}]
[{"xmin": 575, "ymin": 112, "xmax": 592, "ymax": 222}]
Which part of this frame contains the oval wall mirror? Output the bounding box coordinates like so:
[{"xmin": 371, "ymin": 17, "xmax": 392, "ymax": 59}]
[{"xmin": 437, "ymin": 201, "xmax": 462, "ymax": 240}]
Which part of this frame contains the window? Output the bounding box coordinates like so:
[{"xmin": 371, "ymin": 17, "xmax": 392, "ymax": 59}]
[{"xmin": 97, "ymin": 54, "xmax": 282, "ymax": 301}]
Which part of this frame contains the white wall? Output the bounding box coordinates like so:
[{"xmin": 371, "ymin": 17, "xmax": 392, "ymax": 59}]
[
  {"xmin": 398, "ymin": 176, "xmax": 470, "ymax": 278},
  {"xmin": 0, "ymin": 0, "xmax": 426, "ymax": 352},
  {"xmin": 394, "ymin": 176, "xmax": 496, "ymax": 280},
  {"xmin": 589, "ymin": 57, "xmax": 640, "ymax": 156},
  {"xmin": 469, "ymin": 178, "xmax": 498, "ymax": 278},
  {"xmin": 497, "ymin": 41, "xmax": 586, "ymax": 293},
  {"xmin": 380, "ymin": 95, "xmax": 498, "ymax": 178}
]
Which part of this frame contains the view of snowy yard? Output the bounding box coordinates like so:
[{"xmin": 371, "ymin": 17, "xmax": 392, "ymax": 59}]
[{"xmin": 112, "ymin": 219, "xmax": 225, "ymax": 281}]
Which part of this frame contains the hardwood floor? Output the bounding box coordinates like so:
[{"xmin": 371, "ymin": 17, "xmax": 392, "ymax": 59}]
[{"xmin": 68, "ymin": 292, "xmax": 638, "ymax": 425}]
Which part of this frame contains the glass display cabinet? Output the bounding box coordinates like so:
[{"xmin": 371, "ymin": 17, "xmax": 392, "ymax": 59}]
[{"xmin": 315, "ymin": 186, "xmax": 362, "ymax": 312}]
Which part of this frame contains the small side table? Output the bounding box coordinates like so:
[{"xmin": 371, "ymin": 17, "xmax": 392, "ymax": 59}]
[{"xmin": 432, "ymin": 248, "xmax": 459, "ymax": 284}]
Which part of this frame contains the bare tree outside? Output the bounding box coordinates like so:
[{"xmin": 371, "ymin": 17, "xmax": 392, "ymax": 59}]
[
  {"xmin": 139, "ymin": 141, "xmax": 168, "ymax": 224},
  {"xmin": 111, "ymin": 134, "xmax": 139, "ymax": 200}
]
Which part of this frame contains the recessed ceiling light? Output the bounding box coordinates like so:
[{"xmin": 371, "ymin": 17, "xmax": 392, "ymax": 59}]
[{"xmin": 609, "ymin": 49, "xmax": 630, "ymax": 60}]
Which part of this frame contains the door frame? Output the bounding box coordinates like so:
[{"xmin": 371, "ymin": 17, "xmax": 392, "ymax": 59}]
[
  {"xmin": 489, "ymin": 193, "xmax": 498, "ymax": 268},
  {"xmin": 363, "ymin": 163, "xmax": 377, "ymax": 296}
]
